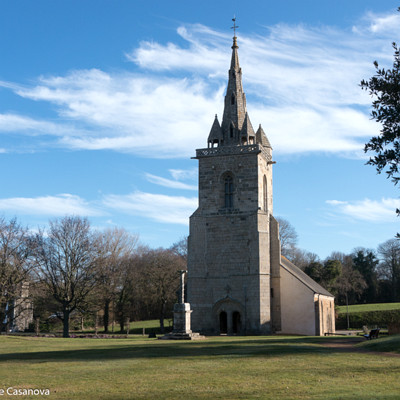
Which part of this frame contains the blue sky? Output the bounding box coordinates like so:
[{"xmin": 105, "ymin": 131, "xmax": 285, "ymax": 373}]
[{"xmin": 1, "ymin": 0, "xmax": 400, "ymax": 258}]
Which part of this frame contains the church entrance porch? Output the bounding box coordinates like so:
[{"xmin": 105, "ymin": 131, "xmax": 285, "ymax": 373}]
[
  {"xmin": 214, "ymin": 298, "xmax": 244, "ymax": 335},
  {"xmin": 217, "ymin": 309, "xmax": 242, "ymax": 335},
  {"xmin": 232, "ymin": 311, "xmax": 241, "ymax": 334}
]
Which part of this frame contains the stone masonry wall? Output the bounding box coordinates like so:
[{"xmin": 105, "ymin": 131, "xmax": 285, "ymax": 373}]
[{"xmin": 188, "ymin": 145, "xmax": 274, "ymax": 334}]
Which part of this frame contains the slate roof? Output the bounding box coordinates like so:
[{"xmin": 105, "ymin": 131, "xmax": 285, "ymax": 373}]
[
  {"xmin": 240, "ymin": 112, "xmax": 255, "ymax": 138},
  {"xmin": 207, "ymin": 114, "xmax": 223, "ymax": 143},
  {"xmin": 256, "ymin": 124, "xmax": 272, "ymax": 148},
  {"xmin": 280, "ymin": 256, "xmax": 334, "ymax": 298}
]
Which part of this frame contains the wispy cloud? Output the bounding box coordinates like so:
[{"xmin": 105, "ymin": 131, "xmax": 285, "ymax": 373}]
[
  {"xmin": 128, "ymin": 25, "xmax": 227, "ymax": 73},
  {"xmin": 10, "ymin": 72, "xmax": 220, "ymax": 157},
  {"xmin": 1, "ymin": 11, "xmax": 400, "ymax": 157},
  {"xmin": 0, "ymin": 190, "xmax": 198, "ymax": 225},
  {"xmin": 169, "ymin": 168, "xmax": 198, "ymax": 181},
  {"xmin": 0, "ymin": 113, "xmax": 78, "ymax": 137},
  {"xmin": 0, "ymin": 194, "xmax": 103, "ymax": 217},
  {"xmin": 103, "ymin": 192, "xmax": 197, "ymax": 225},
  {"xmin": 145, "ymin": 173, "xmax": 197, "ymax": 190},
  {"xmin": 326, "ymin": 197, "xmax": 400, "ymax": 222}
]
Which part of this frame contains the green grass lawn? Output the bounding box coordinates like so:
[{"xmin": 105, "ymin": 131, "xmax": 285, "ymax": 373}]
[
  {"xmin": 0, "ymin": 335, "xmax": 400, "ymax": 399},
  {"xmin": 61, "ymin": 319, "xmax": 164, "ymax": 336},
  {"xmin": 336, "ymin": 302, "xmax": 400, "ymax": 314},
  {"xmin": 103, "ymin": 319, "xmax": 165, "ymax": 335},
  {"xmin": 358, "ymin": 334, "xmax": 400, "ymax": 353}
]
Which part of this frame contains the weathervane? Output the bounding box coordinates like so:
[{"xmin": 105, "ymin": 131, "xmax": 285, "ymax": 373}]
[{"xmin": 231, "ymin": 16, "xmax": 239, "ymax": 37}]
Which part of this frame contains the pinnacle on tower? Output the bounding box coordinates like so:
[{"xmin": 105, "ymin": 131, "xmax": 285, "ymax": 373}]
[
  {"xmin": 205, "ymin": 19, "xmax": 273, "ymax": 149},
  {"xmin": 256, "ymin": 124, "xmax": 272, "ymax": 148},
  {"xmin": 207, "ymin": 114, "xmax": 223, "ymax": 147}
]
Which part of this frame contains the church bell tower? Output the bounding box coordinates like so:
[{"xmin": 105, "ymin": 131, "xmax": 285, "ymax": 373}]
[{"xmin": 187, "ymin": 27, "xmax": 281, "ymax": 335}]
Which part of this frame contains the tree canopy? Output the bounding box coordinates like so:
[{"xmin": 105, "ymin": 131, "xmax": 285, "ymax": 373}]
[{"xmin": 361, "ymin": 9, "xmax": 400, "ymax": 188}]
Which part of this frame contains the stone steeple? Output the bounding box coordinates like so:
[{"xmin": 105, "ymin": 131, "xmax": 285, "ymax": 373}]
[
  {"xmin": 189, "ymin": 23, "xmax": 336, "ymax": 337},
  {"xmin": 220, "ymin": 34, "xmax": 249, "ymax": 146},
  {"xmin": 207, "ymin": 33, "xmax": 269, "ymax": 148}
]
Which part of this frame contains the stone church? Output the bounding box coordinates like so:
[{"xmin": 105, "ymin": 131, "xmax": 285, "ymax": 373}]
[{"xmin": 187, "ymin": 32, "xmax": 335, "ymax": 336}]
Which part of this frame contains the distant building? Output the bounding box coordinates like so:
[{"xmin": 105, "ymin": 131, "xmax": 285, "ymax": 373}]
[
  {"xmin": 4, "ymin": 282, "xmax": 34, "ymax": 332},
  {"xmin": 187, "ymin": 32, "xmax": 335, "ymax": 336}
]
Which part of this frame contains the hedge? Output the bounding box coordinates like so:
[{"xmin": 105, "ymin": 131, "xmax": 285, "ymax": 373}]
[{"xmin": 336, "ymin": 309, "xmax": 400, "ymax": 329}]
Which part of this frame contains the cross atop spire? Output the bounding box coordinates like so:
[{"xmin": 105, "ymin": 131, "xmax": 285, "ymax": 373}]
[
  {"xmin": 207, "ymin": 19, "xmax": 271, "ymax": 149},
  {"xmin": 231, "ymin": 16, "xmax": 239, "ymax": 36},
  {"xmin": 231, "ymin": 17, "xmax": 239, "ymax": 49}
]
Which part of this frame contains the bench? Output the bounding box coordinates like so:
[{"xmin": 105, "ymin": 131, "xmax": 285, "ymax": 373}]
[{"xmin": 363, "ymin": 328, "xmax": 380, "ymax": 340}]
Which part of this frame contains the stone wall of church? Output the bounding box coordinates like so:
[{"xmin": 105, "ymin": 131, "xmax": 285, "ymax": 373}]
[
  {"xmin": 188, "ymin": 211, "xmax": 271, "ymax": 334},
  {"xmin": 196, "ymin": 152, "xmax": 259, "ymax": 213},
  {"xmin": 269, "ymin": 215, "xmax": 282, "ymax": 332},
  {"xmin": 188, "ymin": 147, "xmax": 273, "ymax": 335},
  {"xmin": 280, "ymin": 267, "xmax": 316, "ymax": 335}
]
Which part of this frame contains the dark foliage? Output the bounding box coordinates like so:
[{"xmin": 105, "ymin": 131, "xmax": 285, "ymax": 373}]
[{"xmin": 361, "ymin": 40, "xmax": 400, "ymax": 187}]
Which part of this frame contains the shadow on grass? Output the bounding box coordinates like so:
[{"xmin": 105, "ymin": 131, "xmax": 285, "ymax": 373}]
[{"xmin": 0, "ymin": 336, "xmax": 364, "ymax": 363}]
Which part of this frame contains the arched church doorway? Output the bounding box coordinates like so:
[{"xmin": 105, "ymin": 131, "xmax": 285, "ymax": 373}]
[
  {"xmin": 219, "ymin": 311, "xmax": 227, "ymax": 334},
  {"xmin": 232, "ymin": 311, "xmax": 241, "ymax": 334}
]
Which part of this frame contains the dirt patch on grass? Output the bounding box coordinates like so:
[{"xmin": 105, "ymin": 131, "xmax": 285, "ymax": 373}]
[{"xmin": 320, "ymin": 337, "xmax": 400, "ymax": 358}]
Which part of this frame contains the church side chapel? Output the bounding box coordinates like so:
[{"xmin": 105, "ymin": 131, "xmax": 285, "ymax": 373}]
[{"xmin": 187, "ymin": 22, "xmax": 335, "ymax": 336}]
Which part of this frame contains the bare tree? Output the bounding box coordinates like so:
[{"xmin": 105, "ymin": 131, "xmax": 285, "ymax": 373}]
[
  {"xmin": 286, "ymin": 247, "xmax": 319, "ymax": 270},
  {"xmin": 95, "ymin": 228, "xmax": 139, "ymax": 332},
  {"xmin": 34, "ymin": 216, "xmax": 99, "ymax": 337},
  {"xmin": 0, "ymin": 218, "xmax": 34, "ymax": 333},
  {"xmin": 377, "ymin": 239, "xmax": 400, "ymax": 301},
  {"xmin": 138, "ymin": 249, "xmax": 184, "ymax": 333},
  {"xmin": 334, "ymin": 265, "xmax": 367, "ymax": 328},
  {"xmin": 276, "ymin": 217, "xmax": 299, "ymax": 258},
  {"xmin": 114, "ymin": 255, "xmax": 135, "ymax": 332},
  {"xmin": 170, "ymin": 237, "xmax": 188, "ymax": 262}
]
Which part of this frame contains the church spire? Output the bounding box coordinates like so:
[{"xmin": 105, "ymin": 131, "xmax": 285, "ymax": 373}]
[
  {"xmin": 220, "ymin": 20, "xmax": 248, "ymax": 146},
  {"xmin": 230, "ymin": 17, "xmax": 240, "ymax": 70},
  {"xmin": 205, "ymin": 19, "xmax": 270, "ymax": 149}
]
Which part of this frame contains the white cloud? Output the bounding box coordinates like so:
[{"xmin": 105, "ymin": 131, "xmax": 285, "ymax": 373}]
[
  {"xmin": 1, "ymin": 11, "xmax": 399, "ymax": 158},
  {"xmin": 0, "ymin": 189, "xmax": 198, "ymax": 226},
  {"xmin": 0, "ymin": 113, "xmax": 78, "ymax": 137},
  {"xmin": 145, "ymin": 173, "xmax": 197, "ymax": 190},
  {"xmin": 367, "ymin": 12, "xmax": 400, "ymax": 34},
  {"xmin": 0, "ymin": 194, "xmax": 103, "ymax": 217},
  {"xmin": 326, "ymin": 197, "xmax": 400, "ymax": 221},
  {"xmin": 169, "ymin": 168, "xmax": 198, "ymax": 181},
  {"xmin": 10, "ymin": 72, "xmax": 221, "ymax": 157},
  {"xmin": 127, "ymin": 25, "xmax": 227, "ymax": 73},
  {"xmin": 102, "ymin": 192, "xmax": 197, "ymax": 225}
]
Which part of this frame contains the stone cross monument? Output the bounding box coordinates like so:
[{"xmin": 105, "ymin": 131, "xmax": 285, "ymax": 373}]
[
  {"xmin": 172, "ymin": 270, "xmax": 192, "ymax": 334},
  {"xmin": 160, "ymin": 270, "xmax": 205, "ymax": 340}
]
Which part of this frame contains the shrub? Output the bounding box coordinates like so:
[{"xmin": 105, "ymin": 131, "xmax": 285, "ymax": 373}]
[{"xmin": 336, "ymin": 309, "xmax": 400, "ymax": 329}]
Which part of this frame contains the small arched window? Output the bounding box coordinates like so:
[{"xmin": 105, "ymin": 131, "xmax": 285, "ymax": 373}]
[
  {"xmin": 230, "ymin": 125, "xmax": 234, "ymax": 138},
  {"xmin": 231, "ymin": 93, "xmax": 235, "ymax": 105},
  {"xmin": 225, "ymin": 176, "xmax": 234, "ymax": 208}
]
